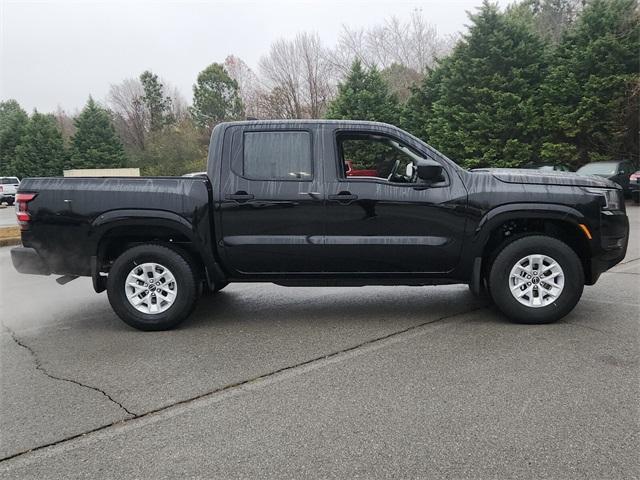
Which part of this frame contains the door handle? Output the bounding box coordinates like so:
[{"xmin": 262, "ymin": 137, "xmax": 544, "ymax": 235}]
[
  {"xmin": 225, "ymin": 191, "xmax": 255, "ymax": 202},
  {"xmin": 328, "ymin": 191, "xmax": 358, "ymax": 203},
  {"xmin": 298, "ymin": 191, "xmax": 322, "ymax": 200}
]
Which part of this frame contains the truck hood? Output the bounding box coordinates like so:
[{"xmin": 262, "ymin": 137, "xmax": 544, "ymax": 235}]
[{"xmin": 472, "ymin": 168, "xmax": 619, "ymax": 189}]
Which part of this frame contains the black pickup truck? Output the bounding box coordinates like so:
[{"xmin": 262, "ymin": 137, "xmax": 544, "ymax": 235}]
[{"xmin": 11, "ymin": 120, "xmax": 629, "ymax": 330}]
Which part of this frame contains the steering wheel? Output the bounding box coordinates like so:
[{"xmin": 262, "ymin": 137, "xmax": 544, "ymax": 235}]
[{"xmin": 387, "ymin": 159, "xmax": 401, "ymax": 182}]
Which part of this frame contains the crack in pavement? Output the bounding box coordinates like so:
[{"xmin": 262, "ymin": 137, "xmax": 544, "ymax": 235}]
[
  {"xmin": 2, "ymin": 324, "xmax": 136, "ymax": 418},
  {"xmin": 618, "ymin": 256, "xmax": 639, "ymax": 265},
  {"xmin": 563, "ymin": 321, "xmax": 615, "ymax": 337},
  {"xmin": 0, "ymin": 304, "xmax": 486, "ymax": 464}
]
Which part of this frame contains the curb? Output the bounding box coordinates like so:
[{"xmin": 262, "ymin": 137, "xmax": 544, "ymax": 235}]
[
  {"xmin": 0, "ymin": 226, "xmax": 20, "ymax": 247},
  {"xmin": 0, "ymin": 237, "xmax": 21, "ymax": 247}
]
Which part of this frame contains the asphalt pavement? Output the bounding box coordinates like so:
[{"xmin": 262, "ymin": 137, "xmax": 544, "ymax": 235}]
[
  {"xmin": 0, "ymin": 205, "xmax": 638, "ymax": 479},
  {"xmin": 0, "ymin": 207, "xmax": 16, "ymax": 228}
]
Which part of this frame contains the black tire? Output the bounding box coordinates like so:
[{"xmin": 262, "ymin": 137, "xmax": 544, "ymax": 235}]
[
  {"xmin": 107, "ymin": 244, "xmax": 199, "ymax": 331},
  {"xmin": 6, "ymin": 199, "xmax": 14, "ymax": 206},
  {"xmin": 488, "ymin": 235, "xmax": 584, "ymax": 324}
]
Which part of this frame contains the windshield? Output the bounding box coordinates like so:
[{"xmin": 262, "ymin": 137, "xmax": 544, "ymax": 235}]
[
  {"xmin": 0, "ymin": 177, "xmax": 19, "ymax": 184},
  {"xmin": 577, "ymin": 163, "xmax": 617, "ymax": 175}
]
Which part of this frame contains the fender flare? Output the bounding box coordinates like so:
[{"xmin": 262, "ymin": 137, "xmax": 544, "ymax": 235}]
[
  {"xmin": 466, "ymin": 203, "xmax": 590, "ymax": 293},
  {"xmin": 469, "ymin": 203, "xmax": 589, "ymax": 259},
  {"xmin": 90, "ymin": 209, "xmax": 224, "ymax": 290}
]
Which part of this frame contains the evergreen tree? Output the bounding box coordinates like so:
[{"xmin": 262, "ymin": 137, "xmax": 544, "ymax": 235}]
[
  {"xmin": 140, "ymin": 70, "xmax": 173, "ymax": 132},
  {"xmin": 404, "ymin": 2, "xmax": 548, "ymax": 168},
  {"xmin": 326, "ymin": 60, "xmax": 400, "ymax": 124},
  {"xmin": 69, "ymin": 97, "xmax": 127, "ymax": 170},
  {"xmin": 191, "ymin": 63, "xmax": 244, "ymax": 130},
  {"xmin": 540, "ymin": 0, "xmax": 639, "ymax": 168},
  {"xmin": 134, "ymin": 118, "xmax": 207, "ymax": 176},
  {"xmin": 12, "ymin": 112, "xmax": 67, "ymax": 178},
  {"xmin": 506, "ymin": 0, "xmax": 582, "ymax": 44},
  {"xmin": 0, "ymin": 100, "xmax": 29, "ymax": 175}
]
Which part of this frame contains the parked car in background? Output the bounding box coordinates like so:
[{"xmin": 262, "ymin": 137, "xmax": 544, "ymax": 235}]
[
  {"xmin": 0, "ymin": 177, "xmax": 20, "ymax": 205},
  {"xmin": 182, "ymin": 172, "xmax": 208, "ymax": 178},
  {"xmin": 576, "ymin": 160, "xmax": 633, "ymax": 196},
  {"xmin": 521, "ymin": 163, "xmax": 572, "ymax": 172},
  {"xmin": 630, "ymin": 170, "xmax": 640, "ymax": 204}
]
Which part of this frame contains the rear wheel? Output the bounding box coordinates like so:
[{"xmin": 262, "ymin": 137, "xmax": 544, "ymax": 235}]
[
  {"xmin": 107, "ymin": 244, "xmax": 199, "ymax": 331},
  {"xmin": 489, "ymin": 235, "xmax": 584, "ymax": 324},
  {"xmin": 6, "ymin": 199, "xmax": 14, "ymax": 206}
]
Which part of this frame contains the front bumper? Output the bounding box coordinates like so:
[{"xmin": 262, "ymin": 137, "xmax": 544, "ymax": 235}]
[
  {"xmin": 587, "ymin": 210, "xmax": 629, "ymax": 284},
  {"xmin": 11, "ymin": 247, "xmax": 50, "ymax": 275}
]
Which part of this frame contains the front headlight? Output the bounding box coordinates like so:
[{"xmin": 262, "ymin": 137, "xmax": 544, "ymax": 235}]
[{"xmin": 584, "ymin": 187, "xmax": 621, "ymax": 211}]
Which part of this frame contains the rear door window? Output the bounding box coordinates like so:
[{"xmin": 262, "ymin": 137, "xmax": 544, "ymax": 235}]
[{"xmin": 243, "ymin": 131, "xmax": 312, "ymax": 181}]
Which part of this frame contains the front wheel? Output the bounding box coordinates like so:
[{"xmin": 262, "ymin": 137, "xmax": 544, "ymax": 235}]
[
  {"xmin": 489, "ymin": 235, "xmax": 584, "ymax": 324},
  {"xmin": 107, "ymin": 244, "xmax": 199, "ymax": 331}
]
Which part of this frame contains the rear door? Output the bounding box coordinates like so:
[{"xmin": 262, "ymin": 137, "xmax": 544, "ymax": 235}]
[
  {"xmin": 322, "ymin": 127, "xmax": 467, "ymax": 274},
  {"xmin": 218, "ymin": 125, "xmax": 325, "ymax": 274}
]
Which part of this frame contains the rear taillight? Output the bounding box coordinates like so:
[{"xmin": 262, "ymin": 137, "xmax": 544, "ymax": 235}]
[
  {"xmin": 16, "ymin": 193, "xmax": 37, "ymax": 230},
  {"xmin": 0, "ymin": 185, "xmax": 3, "ymax": 192}
]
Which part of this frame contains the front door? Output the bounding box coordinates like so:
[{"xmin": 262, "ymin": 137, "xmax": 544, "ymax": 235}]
[
  {"xmin": 322, "ymin": 128, "xmax": 466, "ymax": 274},
  {"xmin": 219, "ymin": 126, "xmax": 325, "ymax": 274}
]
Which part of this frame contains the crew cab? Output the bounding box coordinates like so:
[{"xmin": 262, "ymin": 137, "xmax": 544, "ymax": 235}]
[{"xmin": 11, "ymin": 120, "xmax": 629, "ymax": 330}]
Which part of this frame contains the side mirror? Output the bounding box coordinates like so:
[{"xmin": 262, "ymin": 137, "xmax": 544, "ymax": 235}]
[
  {"xmin": 405, "ymin": 163, "xmax": 414, "ymax": 177},
  {"xmin": 416, "ymin": 159, "xmax": 444, "ymax": 183}
]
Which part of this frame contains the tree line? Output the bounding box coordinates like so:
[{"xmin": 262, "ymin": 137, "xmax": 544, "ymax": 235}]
[{"xmin": 0, "ymin": 0, "xmax": 637, "ymax": 178}]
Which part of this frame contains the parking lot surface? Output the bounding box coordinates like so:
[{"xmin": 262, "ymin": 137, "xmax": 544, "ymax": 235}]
[
  {"xmin": 0, "ymin": 205, "xmax": 638, "ymax": 479},
  {"xmin": 0, "ymin": 207, "xmax": 16, "ymax": 228}
]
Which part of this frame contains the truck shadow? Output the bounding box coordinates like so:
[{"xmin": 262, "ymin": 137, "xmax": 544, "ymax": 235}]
[{"xmin": 181, "ymin": 284, "xmax": 491, "ymax": 331}]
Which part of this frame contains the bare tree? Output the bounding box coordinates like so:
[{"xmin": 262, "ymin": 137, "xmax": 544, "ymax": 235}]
[
  {"xmin": 224, "ymin": 55, "xmax": 261, "ymax": 118},
  {"xmin": 255, "ymin": 86, "xmax": 292, "ymax": 119},
  {"xmin": 166, "ymin": 85, "xmax": 189, "ymax": 122},
  {"xmin": 258, "ymin": 32, "xmax": 335, "ymax": 118},
  {"xmin": 333, "ymin": 9, "xmax": 452, "ymax": 76},
  {"xmin": 108, "ymin": 75, "xmax": 186, "ymax": 150},
  {"xmin": 53, "ymin": 106, "xmax": 76, "ymax": 146},
  {"xmin": 107, "ymin": 78, "xmax": 147, "ymax": 150},
  {"xmin": 295, "ymin": 32, "xmax": 335, "ymax": 118},
  {"xmin": 259, "ymin": 38, "xmax": 304, "ymax": 118}
]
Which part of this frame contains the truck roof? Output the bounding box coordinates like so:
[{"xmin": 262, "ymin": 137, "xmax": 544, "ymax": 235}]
[{"xmin": 218, "ymin": 119, "xmax": 398, "ymax": 129}]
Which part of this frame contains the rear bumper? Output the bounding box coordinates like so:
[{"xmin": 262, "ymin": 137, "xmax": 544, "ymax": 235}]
[{"xmin": 11, "ymin": 247, "xmax": 50, "ymax": 275}]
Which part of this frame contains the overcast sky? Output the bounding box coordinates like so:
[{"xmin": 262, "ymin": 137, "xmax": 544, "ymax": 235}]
[{"xmin": 1, "ymin": 0, "xmax": 512, "ymax": 113}]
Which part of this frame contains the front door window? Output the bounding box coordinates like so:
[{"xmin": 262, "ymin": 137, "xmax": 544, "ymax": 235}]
[{"xmin": 338, "ymin": 133, "xmax": 425, "ymax": 183}]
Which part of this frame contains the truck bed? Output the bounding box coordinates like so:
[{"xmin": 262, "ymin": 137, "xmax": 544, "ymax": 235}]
[{"xmin": 18, "ymin": 176, "xmax": 213, "ymax": 276}]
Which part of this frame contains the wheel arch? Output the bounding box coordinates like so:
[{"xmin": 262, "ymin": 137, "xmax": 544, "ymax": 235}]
[
  {"xmin": 90, "ymin": 209, "xmax": 224, "ymax": 292},
  {"xmin": 470, "ymin": 204, "xmax": 593, "ymax": 286}
]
